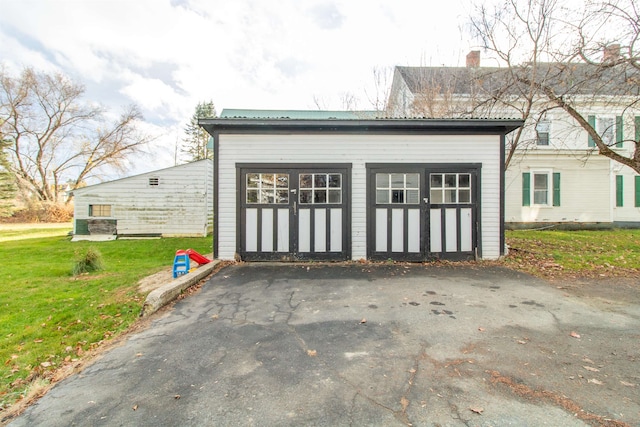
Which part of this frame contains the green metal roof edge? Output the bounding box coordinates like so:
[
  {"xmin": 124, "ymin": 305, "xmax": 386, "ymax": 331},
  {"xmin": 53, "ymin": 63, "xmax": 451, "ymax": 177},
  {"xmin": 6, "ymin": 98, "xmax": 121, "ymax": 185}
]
[{"xmin": 220, "ymin": 109, "xmax": 379, "ymax": 119}]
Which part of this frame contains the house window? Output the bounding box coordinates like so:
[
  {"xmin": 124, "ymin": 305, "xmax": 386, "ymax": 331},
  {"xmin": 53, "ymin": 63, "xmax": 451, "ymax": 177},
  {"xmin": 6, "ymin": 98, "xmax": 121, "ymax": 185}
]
[
  {"xmin": 246, "ymin": 173, "xmax": 289, "ymax": 204},
  {"xmin": 589, "ymin": 115, "xmax": 623, "ymax": 148},
  {"xmin": 533, "ymin": 172, "xmax": 549, "ymax": 205},
  {"xmin": 299, "ymin": 174, "xmax": 342, "ymax": 204},
  {"xmin": 376, "ymin": 173, "xmax": 420, "ymax": 204},
  {"xmin": 149, "ymin": 177, "xmax": 159, "ymax": 186},
  {"xmin": 522, "ymin": 171, "xmax": 560, "ymax": 207},
  {"xmin": 430, "ymin": 173, "xmax": 472, "ymax": 204},
  {"xmin": 616, "ymin": 175, "xmax": 624, "ymax": 207},
  {"xmin": 89, "ymin": 204, "xmax": 112, "ymax": 217},
  {"xmin": 536, "ymin": 121, "xmax": 550, "ymax": 146}
]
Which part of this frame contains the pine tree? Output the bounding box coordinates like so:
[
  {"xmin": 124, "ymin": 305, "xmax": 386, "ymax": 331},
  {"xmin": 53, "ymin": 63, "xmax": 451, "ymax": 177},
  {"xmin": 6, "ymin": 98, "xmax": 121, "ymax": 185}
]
[
  {"xmin": 182, "ymin": 101, "xmax": 216, "ymax": 162},
  {"xmin": 0, "ymin": 128, "xmax": 17, "ymax": 217}
]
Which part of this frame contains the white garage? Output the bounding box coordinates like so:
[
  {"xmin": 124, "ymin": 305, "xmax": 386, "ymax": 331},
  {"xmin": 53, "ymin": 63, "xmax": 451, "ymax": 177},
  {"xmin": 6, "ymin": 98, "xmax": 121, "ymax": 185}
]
[{"xmin": 199, "ymin": 110, "xmax": 522, "ymax": 262}]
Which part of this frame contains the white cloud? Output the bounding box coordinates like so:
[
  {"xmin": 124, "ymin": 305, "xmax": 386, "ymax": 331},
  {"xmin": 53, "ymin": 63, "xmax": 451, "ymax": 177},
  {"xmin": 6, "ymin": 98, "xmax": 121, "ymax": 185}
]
[{"xmin": 0, "ymin": 0, "xmax": 472, "ymax": 174}]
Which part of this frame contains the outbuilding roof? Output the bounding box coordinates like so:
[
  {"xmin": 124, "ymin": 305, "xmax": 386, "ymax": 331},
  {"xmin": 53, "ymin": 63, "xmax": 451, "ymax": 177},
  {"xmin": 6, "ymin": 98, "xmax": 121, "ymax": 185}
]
[{"xmin": 200, "ymin": 109, "xmax": 523, "ymax": 135}]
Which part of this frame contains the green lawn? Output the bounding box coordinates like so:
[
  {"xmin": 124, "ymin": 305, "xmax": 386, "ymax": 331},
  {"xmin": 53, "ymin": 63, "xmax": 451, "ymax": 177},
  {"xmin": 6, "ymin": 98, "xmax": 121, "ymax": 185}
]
[
  {"xmin": 0, "ymin": 226, "xmax": 211, "ymax": 411},
  {"xmin": 504, "ymin": 229, "xmax": 640, "ymax": 277}
]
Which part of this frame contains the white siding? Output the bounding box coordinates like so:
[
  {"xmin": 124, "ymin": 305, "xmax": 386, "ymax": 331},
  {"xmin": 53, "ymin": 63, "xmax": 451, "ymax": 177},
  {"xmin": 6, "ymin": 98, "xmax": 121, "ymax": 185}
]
[
  {"xmin": 73, "ymin": 160, "xmax": 213, "ymax": 237},
  {"xmin": 505, "ymin": 153, "xmax": 611, "ymax": 223},
  {"xmin": 612, "ymin": 164, "xmax": 640, "ymax": 222},
  {"xmin": 218, "ymin": 134, "xmax": 502, "ymax": 260}
]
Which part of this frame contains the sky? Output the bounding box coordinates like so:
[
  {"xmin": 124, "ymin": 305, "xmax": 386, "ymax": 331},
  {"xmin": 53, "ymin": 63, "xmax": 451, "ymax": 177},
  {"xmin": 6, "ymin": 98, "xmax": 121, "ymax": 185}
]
[{"xmin": 0, "ymin": 0, "xmax": 478, "ymax": 176}]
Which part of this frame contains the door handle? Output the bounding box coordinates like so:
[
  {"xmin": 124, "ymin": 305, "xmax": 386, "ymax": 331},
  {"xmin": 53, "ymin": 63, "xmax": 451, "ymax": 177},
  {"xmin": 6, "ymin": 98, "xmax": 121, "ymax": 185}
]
[{"xmin": 293, "ymin": 201, "xmax": 297, "ymax": 215}]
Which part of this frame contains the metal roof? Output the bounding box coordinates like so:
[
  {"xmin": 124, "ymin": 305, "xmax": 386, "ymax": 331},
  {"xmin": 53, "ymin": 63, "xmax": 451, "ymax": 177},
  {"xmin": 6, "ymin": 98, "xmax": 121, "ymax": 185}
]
[
  {"xmin": 199, "ymin": 110, "xmax": 524, "ymax": 136},
  {"xmin": 220, "ymin": 109, "xmax": 379, "ymax": 120}
]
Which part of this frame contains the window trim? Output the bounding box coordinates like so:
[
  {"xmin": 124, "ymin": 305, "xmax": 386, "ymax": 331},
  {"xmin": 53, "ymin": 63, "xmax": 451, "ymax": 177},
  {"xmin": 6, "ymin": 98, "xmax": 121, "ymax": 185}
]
[{"xmin": 526, "ymin": 169, "xmax": 560, "ymax": 207}]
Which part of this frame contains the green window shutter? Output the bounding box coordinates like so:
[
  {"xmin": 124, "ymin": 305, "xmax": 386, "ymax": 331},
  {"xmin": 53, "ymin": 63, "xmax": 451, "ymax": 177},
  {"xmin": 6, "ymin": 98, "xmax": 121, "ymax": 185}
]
[
  {"xmin": 553, "ymin": 173, "xmax": 561, "ymax": 207},
  {"xmin": 588, "ymin": 115, "xmax": 596, "ymax": 147},
  {"xmin": 616, "ymin": 175, "xmax": 624, "ymax": 207},
  {"xmin": 522, "ymin": 172, "xmax": 530, "ymax": 207},
  {"xmin": 635, "ymin": 116, "xmax": 640, "ymax": 142},
  {"xmin": 635, "ymin": 176, "xmax": 640, "ymax": 207},
  {"xmin": 616, "ymin": 116, "xmax": 623, "ymax": 148}
]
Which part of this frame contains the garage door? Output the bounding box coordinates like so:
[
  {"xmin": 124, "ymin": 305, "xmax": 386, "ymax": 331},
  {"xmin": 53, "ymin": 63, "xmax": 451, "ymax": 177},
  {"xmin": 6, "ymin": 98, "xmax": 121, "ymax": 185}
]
[
  {"xmin": 238, "ymin": 164, "xmax": 350, "ymax": 261},
  {"xmin": 368, "ymin": 164, "xmax": 479, "ymax": 261}
]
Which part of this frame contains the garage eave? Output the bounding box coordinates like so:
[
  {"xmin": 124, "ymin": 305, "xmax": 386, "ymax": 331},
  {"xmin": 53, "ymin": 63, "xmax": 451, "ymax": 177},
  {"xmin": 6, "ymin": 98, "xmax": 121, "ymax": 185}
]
[{"xmin": 198, "ymin": 118, "xmax": 524, "ymax": 136}]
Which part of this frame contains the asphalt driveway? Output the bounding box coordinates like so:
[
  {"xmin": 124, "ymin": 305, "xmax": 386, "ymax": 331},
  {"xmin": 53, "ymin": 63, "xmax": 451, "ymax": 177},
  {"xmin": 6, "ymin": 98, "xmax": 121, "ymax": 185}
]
[{"xmin": 9, "ymin": 264, "xmax": 640, "ymax": 426}]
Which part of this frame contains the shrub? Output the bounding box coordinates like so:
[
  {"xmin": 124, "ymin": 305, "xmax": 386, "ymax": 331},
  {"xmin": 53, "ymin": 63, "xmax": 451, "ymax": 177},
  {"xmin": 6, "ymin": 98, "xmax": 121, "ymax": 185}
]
[{"xmin": 72, "ymin": 247, "xmax": 104, "ymax": 275}]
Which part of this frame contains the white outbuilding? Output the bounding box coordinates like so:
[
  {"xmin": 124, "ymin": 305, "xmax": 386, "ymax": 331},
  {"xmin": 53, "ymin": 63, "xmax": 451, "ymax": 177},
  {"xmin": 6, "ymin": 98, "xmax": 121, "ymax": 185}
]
[
  {"xmin": 71, "ymin": 159, "xmax": 213, "ymax": 239},
  {"xmin": 199, "ymin": 110, "xmax": 522, "ymax": 262}
]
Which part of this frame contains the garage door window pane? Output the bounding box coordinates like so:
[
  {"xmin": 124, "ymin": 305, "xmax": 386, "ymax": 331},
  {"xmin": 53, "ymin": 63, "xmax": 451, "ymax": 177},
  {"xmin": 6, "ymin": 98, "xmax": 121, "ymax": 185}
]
[
  {"xmin": 300, "ymin": 190, "xmax": 312, "ymax": 204},
  {"xmin": 300, "ymin": 174, "xmax": 312, "ymax": 188},
  {"xmin": 377, "ymin": 190, "xmax": 389, "ymax": 204},
  {"xmin": 247, "ymin": 190, "xmax": 259, "ymax": 203},
  {"xmin": 329, "ymin": 189, "xmax": 342, "ymax": 203},
  {"xmin": 377, "ymin": 173, "xmax": 389, "ymax": 188},
  {"xmin": 276, "ymin": 174, "xmax": 289, "ymax": 188}
]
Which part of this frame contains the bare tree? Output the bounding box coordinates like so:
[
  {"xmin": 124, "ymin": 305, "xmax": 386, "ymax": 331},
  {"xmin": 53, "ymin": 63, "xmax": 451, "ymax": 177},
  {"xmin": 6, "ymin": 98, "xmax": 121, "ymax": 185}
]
[
  {"xmin": 469, "ymin": 0, "xmax": 640, "ymax": 173},
  {"xmin": 0, "ymin": 66, "xmax": 154, "ymax": 203},
  {"xmin": 468, "ymin": 0, "xmax": 568, "ymax": 168}
]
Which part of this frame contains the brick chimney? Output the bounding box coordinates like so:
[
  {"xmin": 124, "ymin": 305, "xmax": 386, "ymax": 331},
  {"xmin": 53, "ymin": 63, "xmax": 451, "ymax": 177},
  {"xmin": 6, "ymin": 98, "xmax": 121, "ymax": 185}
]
[
  {"xmin": 466, "ymin": 51, "xmax": 480, "ymax": 68},
  {"xmin": 602, "ymin": 44, "xmax": 620, "ymax": 63}
]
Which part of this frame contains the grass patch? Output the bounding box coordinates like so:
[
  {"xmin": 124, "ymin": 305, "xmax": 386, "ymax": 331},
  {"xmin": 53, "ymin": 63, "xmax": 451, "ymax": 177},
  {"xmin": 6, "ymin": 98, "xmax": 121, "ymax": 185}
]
[
  {"xmin": 72, "ymin": 247, "xmax": 104, "ymax": 275},
  {"xmin": 504, "ymin": 229, "xmax": 640, "ymax": 278},
  {"xmin": 0, "ymin": 227, "xmax": 212, "ymax": 412},
  {"xmin": 0, "ymin": 224, "xmax": 72, "ymax": 242}
]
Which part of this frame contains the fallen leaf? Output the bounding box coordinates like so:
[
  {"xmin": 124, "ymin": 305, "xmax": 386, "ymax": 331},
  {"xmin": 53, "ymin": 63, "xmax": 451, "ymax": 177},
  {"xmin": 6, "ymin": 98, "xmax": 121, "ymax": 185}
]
[
  {"xmin": 360, "ymin": 318, "xmax": 367, "ymax": 324},
  {"xmin": 307, "ymin": 349, "xmax": 317, "ymax": 357},
  {"xmin": 478, "ymin": 327, "xmax": 485, "ymax": 332},
  {"xmin": 583, "ymin": 366, "xmax": 599, "ymax": 372},
  {"xmin": 40, "ymin": 362, "xmax": 51, "ymax": 368},
  {"xmin": 620, "ymin": 381, "xmax": 636, "ymax": 387},
  {"xmin": 211, "ymin": 314, "xmax": 219, "ymax": 320},
  {"xmin": 400, "ymin": 396, "xmax": 409, "ymax": 411},
  {"xmin": 174, "ymin": 395, "xmax": 181, "ymax": 400},
  {"xmin": 470, "ymin": 406, "xmax": 484, "ymax": 414},
  {"xmin": 135, "ymin": 353, "xmax": 143, "ymax": 357},
  {"xmin": 517, "ymin": 340, "xmax": 527, "ymax": 345},
  {"xmin": 582, "ymin": 357, "xmax": 594, "ymax": 364},
  {"xmin": 588, "ymin": 378, "xmax": 603, "ymax": 385},
  {"xmin": 569, "ymin": 331, "xmax": 581, "ymax": 339},
  {"xmin": 33, "ymin": 339, "xmax": 43, "ymax": 343},
  {"xmin": 132, "ymin": 404, "xmax": 138, "ymax": 411}
]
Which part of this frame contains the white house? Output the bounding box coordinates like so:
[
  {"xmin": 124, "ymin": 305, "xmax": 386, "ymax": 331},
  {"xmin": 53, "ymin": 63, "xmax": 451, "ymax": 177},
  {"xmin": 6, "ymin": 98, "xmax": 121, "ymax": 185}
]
[
  {"xmin": 71, "ymin": 159, "xmax": 213, "ymax": 239},
  {"xmin": 387, "ymin": 54, "xmax": 640, "ymax": 228},
  {"xmin": 199, "ymin": 109, "xmax": 522, "ymax": 261}
]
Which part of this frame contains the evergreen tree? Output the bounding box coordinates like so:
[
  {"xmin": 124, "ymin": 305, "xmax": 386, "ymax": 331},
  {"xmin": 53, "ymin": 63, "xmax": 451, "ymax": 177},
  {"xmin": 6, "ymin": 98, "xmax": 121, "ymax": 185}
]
[
  {"xmin": 0, "ymin": 127, "xmax": 17, "ymax": 217},
  {"xmin": 182, "ymin": 101, "xmax": 216, "ymax": 162}
]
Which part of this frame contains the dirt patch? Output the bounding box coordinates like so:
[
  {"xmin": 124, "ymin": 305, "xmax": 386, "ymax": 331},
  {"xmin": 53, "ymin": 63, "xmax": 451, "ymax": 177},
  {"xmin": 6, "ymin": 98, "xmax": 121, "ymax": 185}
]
[{"xmin": 137, "ymin": 268, "xmax": 173, "ymax": 294}]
